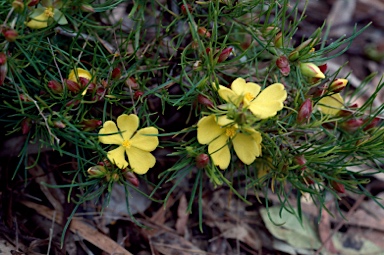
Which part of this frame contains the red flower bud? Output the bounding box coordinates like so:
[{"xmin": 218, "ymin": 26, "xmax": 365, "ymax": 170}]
[
  {"xmin": 122, "ymin": 170, "xmax": 139, "ymax": 187},
  {"xmin": 331, "ymin": 180, "xmax": 345, "ymax": 193},
  {"xmin": 21, "ymin": 118, "xmax": 32, "ymax": 134},
  {"xmin": 181, "ymin": 4, "xmax": 192, "ymax": 15},
  {"xmin": 322, "ymin": 122, "xmax": 336, "ymax": 129},
  {"xmin": 111, "ymin": 67, "xmax": 121, "ymax": 80},
  {"xmin": 294, "ymin": 155, "xmax": 307, "ymax": 169},
  {"xmin": 87, "ymin": 165, "xmax": 107, "ymax": 178},
  {"xmin": 0, "ymin": 53, "xmax": 6, "ymax": 65},
  {"xmin": 197, "ymin": 27, "xmax": 211, "ymax": 38},
  {"xmin": 195, "ymin": 154, "xmax": 209, "ymax": 168},
  {"xmin": 363, "ymin": 117, "xmax": 381, "ymax": 131},
  {"xmin": 125, "ymin": 77, "xmax": 138, "ymax": 89},
  {"xmin": 318, "ymin": 63, "xmax": 327, "ymax": 73},
  {"xmin": 28, "ymin": 0, "xmax": 39, "ymax": 6},
  {"xmin": 276, "ymin": 55, "xmax": 290, "ymax": 76},
  {"xmin": 48, "ymin": 80, "xmax": 63, "ymax": 93},
  {"xmin": 217, "ymin": 48, "xmax": 232, "ymax": 63},
  {"xmin": 205, "ymin": 48, "xmax": 211, "ymax": 54},
  {"xmin": 197, "ymin": 94, "xmax": 214, "ymax": 108},
  {"xmin": 66, "ymin": 99, "xmax": 80, "ymax": 107},
  {"xmin": 3, "ymin": 29, "xmax": 18, "ymax": 42},
  {"xmin": 329, "ymin": 79, "xmax": 348, "ymax": 93},
  {"xmin": 53, "ymin": 120, "xmax": 66, "ymax": 129},
  {"xmin": 297, "ymin": 98, "xmax": 313, "ymax": 124},
  {"xmin": 65, "ymin": 79, "xmax": 81, "ymax": 93},
  {"xmin": 19, "ymin": 94, "xmax": 31, "ymax": 102},
  {"xmin": 134, "ymin": 90, "xmax": 144, "ymax": 100},
  {"xmin": 79, "ymin": 77, "xmax": 90, "ymax": 87},
  {"xmin": 340, "ymin": 118, "xmax": 364, "ymax": 133},
  {"xmin": 80, "ymin": 119, "xmax": 102, "ymax": 131}
]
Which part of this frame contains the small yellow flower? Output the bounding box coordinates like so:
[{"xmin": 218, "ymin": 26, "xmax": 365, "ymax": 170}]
[
  {"xmin": 317, "ymin": 93, "xmax": 344, "ymax": 116},
  {"xmin": 218, "ymin": 78, "xmax": 287, "ymax": 119},
  {"xmin": 197, "ymin": 115, "xmax": 262, "ymax": 170},
  {"xmin": 98, "ymin": 114, "xmax": 159, "ymax": 174},
  {"xmin": 26, "ymin": 3, "xmax": 68, "ymax": 29},
  {"xmin": 68, "ymin": 68, "xmax": 92, "ymax": 83}
]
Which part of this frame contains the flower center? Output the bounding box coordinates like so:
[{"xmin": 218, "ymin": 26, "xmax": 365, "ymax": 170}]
[
  {"xmin": 122, "ymin": 139, "xmax": 131, "ymax": 148},
  {"xmin": 225, "ymin": 126, "xmax": 237, "ymax": 138},
  {"xmin": 244, "ymin": 92, "xmax": 254, "ymax": 102},
  {"xmin": 44, "ymin": 7, "xmax": 54, "ymax": 18}
]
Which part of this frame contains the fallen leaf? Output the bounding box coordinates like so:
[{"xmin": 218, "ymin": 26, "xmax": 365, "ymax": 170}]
[{"xmin": 175, "ymin": 194, "xmax": 189, "ymax": 235}]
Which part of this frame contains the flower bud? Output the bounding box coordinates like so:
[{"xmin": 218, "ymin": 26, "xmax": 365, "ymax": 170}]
[
  {"xmin": 294, "ymin": 155, "xmax": 307, "ymax": 170},
  {"xmin": 87, "ymin": 165, "xmax": 107, "ymax": 178},
  {"xmin": 53, "ymin": 120, "xmax": 66, "ymax": 129},
  {"xmin": 181, "ymin": 4, "xmax": 192, "ymax": 15},
  {"xmin": 297, "ymin": 98, "xmax": 313, "ymax": 124},
  {"xmin": 122, "ymin": 170, "xmax": 139, "ymax": 187},
  {"xmin": 274, "ymin": 32, "xmax": 283, "ymax": 48},
  {"xmin": 28, "ymin": 0, "xmax": 39, "ymax": 6},
  {"xmin": 197, "ymin": 94, "xmax": 214, "ymax": 108},
  {"xmin": 0, "ymin": 53, "xmax": 6, "ymax": 65},
  {"xmin": 98, "ymin": 158, "xmax": 112, "ymax": 167},
  {"xmin": 0, "ymin": 61, "xmax": 7, "ymax": 85},
  {"xmin": 329, "ymin": 79, "xmax": 348, "ymax": 93},
  {"xmin": 299, "ymin": 63, "xmax": 325, "ymax": 79},
  {"xmin": 331, "ymin": 180, "xmax": 345, "ymax": 193},
  {"xmin": 197, "ymin": 27, "xmax": 211, "ymax": 38},
  {"xmin": 21, "ymin": 118, "xmax": 32, "ymax": 134},
  {"xmin": 3, "ymin": 29, "xmax": 18, "ymax": 42},
  {"xmin": 65, "ymin": 79, "xmax": 81, "ymax": 93},
  {"xmin": 318, "ymin": 63, "xmax": 327, "ymax": 73},
  {"xmin": 66, "ymin": 99, "xmax": 80, "ymax": 107},
  {"xmin": 217, "ymin": 48, "xmax": 232, "ymax": 63},
  {"xmin": 288, "ymin": 50, "xmax": 299, "ymax": 61},
  {"xmin": 19, "ymin": 94, "xmax": 31, "ymax": 102},
  {"xmin": 48, "ymin": 80, "xmax": 63, "ymax": 93},
  {"xmin": 11, "ymin": 0, "xmax": 24, "ymax": 12},
  {"xmin": 125, "ymin": 77, "xmax": 138, "ymax": 89},
  {"xmin": 196, "ymin": 154, "xmax": 209, "ymax": 168},
  {"xmin": 80, "ymin": 119, "xmax": 102, "ymax": 131},
  {"xmin": 134, "ymin": 90, "xmax": 144, "ymax": 100},
  {"xmin": 363, "ymin": 117, "xmax": 381, "ymax": 131},
  {"xmin": 111, "ymin": 67, "xmax": 121, "ymax": 80},
  {"xmin": 80, "ymin": 3, "xmax": 95, "ymax": 13},
  {"xmin": 276, "ymin": 55, "xmax": 290, "ymax": 76},
  {"xmin": 340, "ymin": 118, "xmax": 364, "ymax": 133}
]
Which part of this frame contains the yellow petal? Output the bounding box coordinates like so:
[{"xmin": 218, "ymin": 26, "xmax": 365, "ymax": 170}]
[
  {"xmin": 217, "ymin": 115, "xmax": 234, "ymax": 127},
  {"xmin": 317, "ymin": 93, "xmax": 344, "ymax": 115},
  {"xmin": 208, "ymin": 134, "xmax": 230, "ymax": 170},
  {"xmin": 232, "ymin": 131, "xmax": 262, "ymax": 165},
  {"xmin": 231, "ymin": 78, "xmax": 261, "ymax": 106},
  {"xmin": 126, "ymin": 146, "xmax": 156, "ymax": 174},
  {"xmin": 197, "ymin": 115, "xmax": 224, "ymax": 144},
  {"xmin": 218, "ymin": 85, "xmax": 241, "ymax": 106},
  {"xmin": 68, "ymin": 68, "xmax": 92, "ymax": 83},
  {"xmin": 26, "ymin": 12, "xmax": 49, "ymax": 29},
  {"xmin": 99, "ymin": 121, "xmax": 123, "ymax": 145},
  {"xmin": 130, "ymin": 127, "xmax": 159, "ymax": 151},
  {"xmin": 248, "ymin": 83, "xmax": 287, "ymax": 119},
  {"xmin": 107, "ymin": 146, "xmax": 128, "ymax": 169},
  {"xmin": 117, "ymin": 114, "xmax": 139, "ymax": 140}
]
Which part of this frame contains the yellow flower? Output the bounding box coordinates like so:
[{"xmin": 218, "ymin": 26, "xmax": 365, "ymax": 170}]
[
  {"xmin": 197, "ymin": 115, "xmax": 262, "ymax": 170},
  {"xmin": 218, "ymin": 78, "xmax": 287, "ymax": 119},
  {"xmin": 26, "ymin": 4, "xmax": 68, "ymax": 29},
  {"xmin": 98, "ymin": 114, "xmax": 159, "ymax": 174},
  {"xmin": 68, "ymin": 68, "xmax": 92, "ymax": 83},
  {"xmin": 317, "ymin": 93, "xmax": 344, "ymax": 115}
]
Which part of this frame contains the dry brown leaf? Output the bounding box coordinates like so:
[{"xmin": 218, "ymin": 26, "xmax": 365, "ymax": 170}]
[
  {"xmin": 175, "ymin": 194, "xmax": 189, "ymax": 235},
  {"xmin": 318, "ymin": 208, "xmax": 339, "ymax": 254},
  {"xmin": 150, "ymin": 231, "xmax": 206, "ymax": 255},
  {"xmin": 218, "ymin": 222, "xmax": 261, "ymax": 251},
  {"xmin": 21, "ymin": 201, "xmax": 132, "ymax": 255}
]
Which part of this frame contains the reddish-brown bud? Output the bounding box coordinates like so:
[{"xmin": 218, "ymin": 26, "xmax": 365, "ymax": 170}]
[
  {"xmin": 3, "ymin": 29, "xmax": 18, "ymax": 42},
  {"xmin": 48, "ymin": 80, "xmax": 63, "ymax": 93},
  {"xmin": 0, "ymin": 53, "xmax": 6, "ymax": 65},
  {"xmin": 125, "ymin": 77, "xmax": 138, "ymax": 89},
  {"xmin": 217, "ymin": 48, "xmax": 232, "ymax": 63},
  {"xmin": 87, "ymin": 165, "xmax": 107, "ymax": 178},
  {"xmin": 53, "ymin": 120, "xmax": 66, "ymax": 129},
  {"xmin": 276, "ymin": 55, "xmax": 290, "ymax": 76},
  {"xmin": 19, "ymin": 94, "xmax": 31, "ymax": 102},
  {"xmin": 111, "ymin": 67, "xmax": 121, "ymax": 80},
  {"xmin": 181, "ymin": 4, "xmax": 192, "ymax": 15},
  {"xmin": 363, "ymin": 117, "xmax": 381, "ymax": 131},
  {"xmin": 134, "ymin": 90, "xmax": 144, "ymax": 100},
  {"xmin": 340, "ymin": 118, "xmax": 364, "ymax": 133},
  {"xmin": 66, "ymin": 99, "xmax": 80, "ymax": 107},
  {"xmin": 297, "ymin": 98, "xmax": 313, "ymax": 124},
  {"xmin": 322, "ymin": 122, "xmax": 336, "ymax": 129},
  {"xmin": 21, "ymin": 118, "xmax": 31, "ymax": 134},
  {"xmin": 318, "ymin": 63, "xmax": 327, "ymax": 74},
  {"xmin": 195, "ymin": 154, "xmax": 209, "ymax": 168},
  {"xmin": 122, "ymin": 170, "xmax": 139, "ymax": 187},
  {"xmin": 294, "ymin": 155, "xmax": 307, "ymax": 169},
  {"xmin": 197, "ymin": 94, "xmax": 214, "ymax": 108},
  {"xmin": 329, "ymin": 79, "xmax": 348, "ymax": 93},
  {"xmin": 79, "ymin": 77, "xmax": 90, "ymax": 87},
  {"xmin": 65, "ymin": 79, "xmax": 81, "ymax": 93},
  {"xmin": 331, "ymin": 180, "xmax": 345, "ymax": 193},
  {"xmin": 28, "ymin": 0, "xmax": 39, "ymax": 6},
  {"xmin": 80, "ymin": 119, "xmax": 102, "ymax": 131},
  {"xmin": 97, "ymin": 159, "xmax": 112, "ymax": 167},
  {"xmin": 197, "ymin": 27, "xmax": 211, "ymax": 38}
]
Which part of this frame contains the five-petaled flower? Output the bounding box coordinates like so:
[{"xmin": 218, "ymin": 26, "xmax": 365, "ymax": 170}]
[
  {"xmin": 317, "ymin": 93, "xmax": 344, "ymax": 115},
  {"xmin": 197, "ymin": 115, "xmax": 262, "ymax": 170},
  {"xmin": 217, "ymin": 78, "xmax": 287, "ymax": 119},
  {"xmin": 98, "ymin": 114, "xmax": 159, "ymax": 174},
  {"xmin": 26, "ymin": 0, "xmax": 68, "ymax": 29}
]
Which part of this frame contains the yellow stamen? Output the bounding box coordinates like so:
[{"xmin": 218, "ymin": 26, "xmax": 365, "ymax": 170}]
[
  {"xmin": 244, "ymin": 92, "xmax": 254, "ymax": 101},
  {"xmin": 225, "ymin": 126, "xmax": 237, "ymax": 138},
  {"xmin": 44, "ymin": 7, "xmax": 54, "ymax": 18},
  {"xmin": 122, "ymin": 139, "xmax": 131, "ymax": 148}
]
